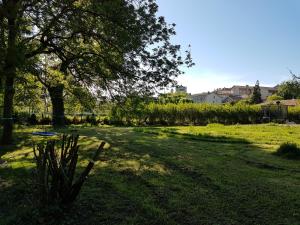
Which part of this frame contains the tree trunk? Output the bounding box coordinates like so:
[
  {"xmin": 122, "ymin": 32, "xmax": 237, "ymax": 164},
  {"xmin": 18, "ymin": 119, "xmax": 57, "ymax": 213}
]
[
  {"xmin": 48, "ymin": 85, "xmax": 65, "ymax": 127},
  {"xmin": 1, "ymin": 7, "xmax": 17, "ymax": 145},
  {"xmin": 1, "ymin": 77, "xmax": 15, "ymax": 144}
]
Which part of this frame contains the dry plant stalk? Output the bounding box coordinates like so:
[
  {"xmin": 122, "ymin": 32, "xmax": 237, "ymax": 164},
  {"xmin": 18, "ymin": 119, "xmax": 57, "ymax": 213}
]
[{"xmin": 33, "ymin": 134, "xmax": 105, "ymax": 205}]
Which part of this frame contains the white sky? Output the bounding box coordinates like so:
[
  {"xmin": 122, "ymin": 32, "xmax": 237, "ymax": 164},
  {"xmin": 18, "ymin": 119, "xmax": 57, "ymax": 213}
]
[{"xmin": 176, "ymin": 69, "xmax": 287, "ymax": 94}]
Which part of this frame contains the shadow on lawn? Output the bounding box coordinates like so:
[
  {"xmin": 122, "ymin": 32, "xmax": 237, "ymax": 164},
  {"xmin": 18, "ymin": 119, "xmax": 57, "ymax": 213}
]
[
  {"xmin": 0, "ymin": 127, "xmax": 299, "ymax": 225},
  {"xmin": 133, "ymin": 127, "xmax": 251, "ymax": 144},
  {"xmin": 0, "ymin": 131, "xmax": 34, "ymax": 157}
]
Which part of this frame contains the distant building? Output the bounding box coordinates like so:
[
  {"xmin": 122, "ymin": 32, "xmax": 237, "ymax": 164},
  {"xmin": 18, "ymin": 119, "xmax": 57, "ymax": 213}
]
[
  {"xmin": 230, "ymin": 85, "xmax": 252, "ymax": 98},
  {"xmin": 259, "ymin": 86, "xmax": 277, "ymax": 100},
  {"xmin": 222, "ymin": 95, "xmax": 243, "ymax": 103},
  {"xmin": 216, "ymin": 87, "xmax": 232, "ymax": 96},
  {"xmin": 191, "ymin": 92, "xmax": 225, "ymax": 104},
  {"xmin": 216, "ymin": 85, "xmax": 277, "ymax": 101},
  {"xmin": 175, "ymin": 85, "xmax": 187, "ymax": 93}
]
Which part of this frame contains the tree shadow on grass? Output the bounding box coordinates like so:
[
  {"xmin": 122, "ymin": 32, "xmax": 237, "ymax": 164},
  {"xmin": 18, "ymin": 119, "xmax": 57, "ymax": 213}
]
[
  {"xmin": 0, "ymin": 127, "xmax": 299, "ymax": 225},
  {"xmin": 133, "ymin": 126, "xmax": 251, "ymax": 144}
]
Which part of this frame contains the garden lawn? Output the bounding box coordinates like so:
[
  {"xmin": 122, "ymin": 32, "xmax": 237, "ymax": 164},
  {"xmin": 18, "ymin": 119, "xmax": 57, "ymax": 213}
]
[{"xmin": 0, "ymin": 124, "xmax": 299, "ymax": 225}]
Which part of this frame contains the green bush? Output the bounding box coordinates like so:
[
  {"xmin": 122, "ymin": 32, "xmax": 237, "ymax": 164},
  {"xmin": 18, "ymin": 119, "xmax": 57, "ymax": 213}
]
[
  {"xmin": 267, "ymin": 94, "xmax": 284, "ymax": 102},
  {"xmin": 72, "ymin": 116, "xmax": 81, "ymax": 125},
  {"xmin": 275, "ymin": 142, "xmax": 300, "ymax": 160},
  {"xmin": 111, "ymin": 102, "xmax": 263, "ymax": 126},
  {"xmin": 110, "ymin": 96, "xmax": 147, "ymax": 125},
  {"xmin": 13, "ymin": 111, "xmax": 30, "ymax": 125},
  {"xmin": 287, "ymin": 106, "xmax": 300, "ymax": 123},
  {"xmin": 28, "ymin": 113, "xmax": 38, "ymax": 125},
  {"xmin": 39, "ymin": 116, "xmax": 52, "ymax": 125}
]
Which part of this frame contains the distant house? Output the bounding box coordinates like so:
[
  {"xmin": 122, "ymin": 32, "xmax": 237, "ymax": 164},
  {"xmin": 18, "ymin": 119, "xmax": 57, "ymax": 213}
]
[
  {"xmin": 230, "ymin": 85, "xmax": 252, "ymax": 98},
  {"xmin": 191, "ymin": 92, "xmax": 225, "ymax": 104},
  {"xmin": 222, "ymin": 95, "xmax": 243, "ymax": 103},
  {"xmin": 216, "ymin": 85, "xmax": 277, "ymax": 100},
  {"xmin": 259, "ymin": 86, "xmax": 277, "ymax": 100},
  {"xmin": 216, "ymin": 87, "xmax": 232, "ymax": 96},
  {"xmin": 191, "ymin": 84, "xmax": 278, "ymax": 104}
]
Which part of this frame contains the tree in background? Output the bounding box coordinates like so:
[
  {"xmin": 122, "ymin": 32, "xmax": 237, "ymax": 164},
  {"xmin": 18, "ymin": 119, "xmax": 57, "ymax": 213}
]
[
  {"xmin": 277, "ymin": 79, "xmax": 300, "ymax": 99},
  {"xmin": 14, "ymin": 74, "xmax": 44, "ymax": 114},
  {"xmin": 250, "ymin": 80, "xmax": 262, "ymax": 104},
  {"xmin": 64, "ymin": 86, "xmax": 97, "ymax": 115},
  {"xmin": 158, "ymin": 93, "xmax": 192, "ymax": 104}
]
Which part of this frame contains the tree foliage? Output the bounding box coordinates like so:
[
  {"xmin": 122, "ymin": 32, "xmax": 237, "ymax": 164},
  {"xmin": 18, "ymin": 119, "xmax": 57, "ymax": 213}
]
[
  {"xmin": 0, "ymin": 0, "xmax": 193, "ymax": 143},
  {"xmin": 267, "ymin": 94, "xmax": 284, "ymax": 102},
  {"xmin": 277, "ymin": 79, "xmax": 300, "ymax": 99},
  {"xmin": 158, "ymin": 92, "xmax": 192, "ymax": 104},
  {"xmin": 250, "ymin": 80, "xmax": 262, "ymax": 104},
  {"xmin": 14, "ymin": 74, "xmax": 44, "ymax": 113}
]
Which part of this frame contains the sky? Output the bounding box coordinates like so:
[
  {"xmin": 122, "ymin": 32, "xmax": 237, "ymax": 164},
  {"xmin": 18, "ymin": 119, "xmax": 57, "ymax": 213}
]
[{"xmin": 156, "ymin": 0, "xmax": 300, "ymax": 94}]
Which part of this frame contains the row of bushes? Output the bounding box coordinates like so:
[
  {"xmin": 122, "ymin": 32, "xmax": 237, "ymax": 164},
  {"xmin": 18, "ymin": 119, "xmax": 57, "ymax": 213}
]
[
  {"xmin": 110, "ymin": 103, "xmax": 300, "ymax": 126},
  {"xmin": 286, "ymin": 106, "xmax": 300, "ymax": 123},
  {"xmin": 110, "ymin": 103, "xmax": 264, "ymax": 125},
  {"xmin": 10, "ymin": 104, "xmax": 300, "ymax": 126}
]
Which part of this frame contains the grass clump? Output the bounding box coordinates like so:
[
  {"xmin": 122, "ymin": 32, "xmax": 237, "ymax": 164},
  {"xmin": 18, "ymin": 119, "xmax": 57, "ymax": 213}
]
[{"xmin": 275, "ymin": 142, "xmax": 300, "ymax": 160}]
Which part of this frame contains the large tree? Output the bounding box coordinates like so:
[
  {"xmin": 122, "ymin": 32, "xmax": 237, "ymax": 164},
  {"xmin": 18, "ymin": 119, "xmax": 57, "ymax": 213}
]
[{"xmin": 0, "ymin": 0, "xmax": 193, "ymax": 144}]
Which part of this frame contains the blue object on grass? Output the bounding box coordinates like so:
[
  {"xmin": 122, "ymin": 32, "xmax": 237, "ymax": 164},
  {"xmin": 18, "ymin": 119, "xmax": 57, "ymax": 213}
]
[{"xmin": 32, "ymin": 131, "xmax": 57, "ymax": 136}]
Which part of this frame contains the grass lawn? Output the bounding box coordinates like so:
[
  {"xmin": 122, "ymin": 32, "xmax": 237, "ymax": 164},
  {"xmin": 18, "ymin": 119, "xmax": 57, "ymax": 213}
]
[{"xmin": 0, "ymin": 124, "xmax": 299, "ymax": 225}]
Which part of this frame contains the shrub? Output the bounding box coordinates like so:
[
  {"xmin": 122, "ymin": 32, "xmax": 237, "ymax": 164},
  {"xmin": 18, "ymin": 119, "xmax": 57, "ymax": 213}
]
[
  {"xmin": 28, "ymin": 113, "xmax": 38, "ymax": 125},
  {"xmin": 39, "ymin": 116, "xmax": 52, "ymax": 125},
  {"xmin": 103, "ymin": 118, "xmax": 110, "ymax": 125},
  {"xmin": 275, "ymin": 142, "xmax": 300, "ymax": 160},
  {"xmin": 13, "ymin": 112, "xmax": 30, "ymax": 125},
  {"xmin": 72, "ymin": 116, "xmax": 81, "ymax": 125},
  {"xmin": 287, "ymin": 106, "xmax": 300, "ymax": 123},
  {"xmin": 33, "ymin": 134, "xmax": 106, "ymax": 206},
  {"xmin": 88, "ymin": 114, "xmax": 97, "ymax": 125},
  {"xmin": 267, "ymin": 94, "xmax": 284, "ymax": 102}
]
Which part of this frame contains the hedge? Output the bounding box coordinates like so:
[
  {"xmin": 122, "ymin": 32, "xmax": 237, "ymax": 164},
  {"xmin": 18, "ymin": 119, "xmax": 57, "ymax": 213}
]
[{"xmin": 110, "ymin": 103, "xmax": 264, "ymax": 125}]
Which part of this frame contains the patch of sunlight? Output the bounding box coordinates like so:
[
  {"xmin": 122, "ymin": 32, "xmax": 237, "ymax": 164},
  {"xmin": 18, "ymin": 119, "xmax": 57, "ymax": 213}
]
[
  {"xmin": 2, "ymin": 148, "xmax": 32, "ymax": 160},
  {"xmin": 30, "ymin": 135, "xmax": 60, "ymax": 143},
  {"xmin": 95, "ymin": 161, "xmax": 110, "ymax": 168},
  {"xmin": 10, "ymin": 161, "xmax": 35, "ymax": 169},
  {"xmin": 110, "ymin": 147, "xmax": 120, "ymax": 152},
  {"xmin": 141, "ymin": 154, "xmax": 151, "ymax": 160},
  {"xmin": 0, "ymin": 178, "xmax": 14, "ymax": 189},
  {"xmin": 79, "ymin": 136, "xmax": 111, "ymax": 150},
  {"xmin": 267, "ymin": 178, "xmax": 300, "ymax": 188},
  {"xmin": 156, "ymin": 133, "xmax": 169, "ymax": 140},
  {"xmin": 118, "ymin": 160, "xmax": 141, "ymax": 171},
  {"xmin": 103, "ymin": 155, "xmax": 170, "ymax": 175},
  {"xmin": 141, "ymin": 164, "xmax": 169, "ymax": 174},
  {"xmin": 255, "ymin": 144, "xmax": 277, "ymax": 152}
]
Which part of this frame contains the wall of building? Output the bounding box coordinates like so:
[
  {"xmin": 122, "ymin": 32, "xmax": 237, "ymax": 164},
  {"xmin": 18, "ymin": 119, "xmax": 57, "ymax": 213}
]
[
  {"xmin": 191, "ymin": 93, "xmax": 224, "ymax": 104},
  {"xmin": 260, "ymin": 87, "xmax": 276, "ymax": 100},
  {"xmin": 205, "ymin": 93, "xmax": 224, "ymax": 104}
]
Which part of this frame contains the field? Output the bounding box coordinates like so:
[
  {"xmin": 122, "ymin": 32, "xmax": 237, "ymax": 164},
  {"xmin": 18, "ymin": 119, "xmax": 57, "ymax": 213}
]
[{"xmin": 0, "ymin": 124, "xmax": 299, "ymax": 225}]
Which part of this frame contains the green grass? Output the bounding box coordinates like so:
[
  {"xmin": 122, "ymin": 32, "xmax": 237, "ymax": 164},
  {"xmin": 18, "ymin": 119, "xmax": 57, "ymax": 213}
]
[{"xmin": 0, "ymin": 124, "xmax": 300, "ymax": 225}]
